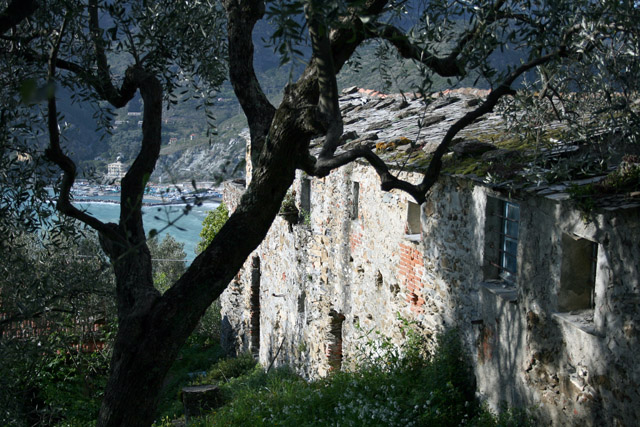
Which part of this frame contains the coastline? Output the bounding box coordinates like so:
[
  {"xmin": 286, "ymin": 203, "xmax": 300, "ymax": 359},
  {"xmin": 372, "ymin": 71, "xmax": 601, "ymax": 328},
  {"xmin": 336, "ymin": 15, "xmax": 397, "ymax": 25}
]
[
  {"xmin": 71, "ymin": 198, "xmax": 217, "ymax": 263},
  {"xmin": 65, "ymin": 195, "xmax": 222, "ymax": 207}
]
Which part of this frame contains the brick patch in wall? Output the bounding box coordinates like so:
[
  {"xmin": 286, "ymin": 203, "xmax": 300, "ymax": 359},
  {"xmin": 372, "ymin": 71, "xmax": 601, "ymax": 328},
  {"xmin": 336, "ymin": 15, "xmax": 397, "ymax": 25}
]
[
  {"xmin": 350, "ymin": 231, "xmax": 363, "ymax": 252},
  {"xmin": 327, "ymin": 310, "xmax": 346, "ymax": 371},
  {"xmin": 477, "ymin": 324, "xmax": 494, "ymax": 364},
  {"xmin": 398, "ymin": 242, "xmax": 426, "ymax": 313}
]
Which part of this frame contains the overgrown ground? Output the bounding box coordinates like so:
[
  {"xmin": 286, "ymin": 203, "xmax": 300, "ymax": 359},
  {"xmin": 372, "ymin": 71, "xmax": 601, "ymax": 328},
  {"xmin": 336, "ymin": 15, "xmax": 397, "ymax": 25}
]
[
  {"xmin": 155, "ymin": 328, "xmax": 535, "ymax": 427},
  {"xmin": 11, "ymin": 324, "xmax": 535, "ymax": 426}
]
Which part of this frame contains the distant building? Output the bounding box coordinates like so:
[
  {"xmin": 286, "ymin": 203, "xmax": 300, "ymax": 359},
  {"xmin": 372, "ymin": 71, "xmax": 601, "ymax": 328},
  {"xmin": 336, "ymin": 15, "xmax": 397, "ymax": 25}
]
[
  {"xmin": 107, "ymin": 158, "xmax": 126, "ymax": 181},
  {"xmin": 169, "ymin": 137, "xmax": 178, "ymax": 145},
  {"xmin": 15, "ymin": 152, "xmax": 31, "ymax": 162},
  {"xmin": 190, "ymin": 133, "xmax": 197, "ymax": 141}
]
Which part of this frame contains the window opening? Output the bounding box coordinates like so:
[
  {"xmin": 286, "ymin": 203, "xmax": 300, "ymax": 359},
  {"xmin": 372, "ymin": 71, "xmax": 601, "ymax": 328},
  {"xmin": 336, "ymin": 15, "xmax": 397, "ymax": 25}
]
[
  {"xmin": 406, "ymin": 201, "xmax": 421, "ymax": 236},
  {"xmin": 250, "ymin": 256, "xmax": 261, "ymax": 356},
  {"xmin": 589, "ymin": 243, "xmax": 597, "ymax": 308},
  {"xmin": 297, "ymin": 290, "xmax": 306, "ymax": 314},
  {"xmin": 351, "ymin": 181, "xmax": 360, "ymax": 220},
  {"xmin": 559, "ymin": 235, "xmax": 597, "ymax": 312},
  {"xmin": 300, "ymin": 178, "xmax": 311, "ymax": 217},
  {"xmin": 498, "ymin": 200, "xmax": 519, "ymax": 281}
]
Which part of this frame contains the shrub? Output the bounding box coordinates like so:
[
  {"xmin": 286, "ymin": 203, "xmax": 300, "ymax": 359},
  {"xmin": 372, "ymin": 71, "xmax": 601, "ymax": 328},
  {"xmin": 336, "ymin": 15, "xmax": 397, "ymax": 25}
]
[{"xmin": 196, "ymin": 203, "xmax": 229, "ymax": 253}]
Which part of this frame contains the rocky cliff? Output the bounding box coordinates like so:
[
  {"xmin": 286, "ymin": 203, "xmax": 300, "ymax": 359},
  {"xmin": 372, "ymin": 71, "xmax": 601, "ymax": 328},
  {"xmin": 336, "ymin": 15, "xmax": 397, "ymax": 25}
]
[{"xmin": 153, "ymin": 134, "xmax": 246, "ymax": 184}]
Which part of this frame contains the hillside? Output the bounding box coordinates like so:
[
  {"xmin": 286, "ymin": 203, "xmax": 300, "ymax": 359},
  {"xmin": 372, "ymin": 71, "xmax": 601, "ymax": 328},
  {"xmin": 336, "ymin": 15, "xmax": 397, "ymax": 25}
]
[{"xmin": 61, "ymin": 10, "xmax": 517, "ymax": 184}]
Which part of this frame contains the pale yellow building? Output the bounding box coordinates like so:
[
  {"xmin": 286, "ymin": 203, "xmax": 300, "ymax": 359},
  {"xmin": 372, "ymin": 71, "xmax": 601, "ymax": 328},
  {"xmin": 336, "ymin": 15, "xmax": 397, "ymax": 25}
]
[{"xmin": 106, "ymin": 158, "xmax": 126, "ymax": 181}]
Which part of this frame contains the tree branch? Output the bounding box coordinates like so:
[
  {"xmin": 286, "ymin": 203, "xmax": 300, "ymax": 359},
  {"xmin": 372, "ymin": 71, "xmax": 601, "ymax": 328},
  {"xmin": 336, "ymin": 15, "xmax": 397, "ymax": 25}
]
[
  {"xmin": 118, "ymin": 66, "xmax": 163, "ymax": 244},
  {"xmin": 364, "ymin": 0, "xmax": 510, "ymax": 79},
  {"xmin": 306, "ymin": 0, "xmax": 343, "ymax": 159},
  {"xmin": 364, "ymin": 22, "xmax": 463, "ymax": 77},
  {"xmin": 0, "ymin": 0, "xmax": 38, "ymax": 34},
  {"xmin": 16, "ymin": 46, "xmax": 138, "ymax": 108},
  {"xmin": 222, "ymin": 0, "xmax": 275, "ymax": 168},
  {"xmin": 301, "ymin": 143, "xmax": 427, "ymax": 202},
  {"xmin": 86, "ymin": 0, "xmax": 137, "ymax": 107},
  {"xmin": 43, "ymin": 15, "xmax": 122, "ymax": 242},
  {"xmin": 416, "ymin": 49, "xmax": 567, "ymax": 198},
  {"xmin": 303, "ymin": 50, "xmax": 568, "ymax": 205}
]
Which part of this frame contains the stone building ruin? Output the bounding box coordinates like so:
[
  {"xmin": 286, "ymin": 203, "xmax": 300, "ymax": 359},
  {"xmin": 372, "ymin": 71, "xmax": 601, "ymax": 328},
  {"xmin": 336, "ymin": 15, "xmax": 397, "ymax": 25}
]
[{"xmin": 220, "ymin": 87, "xmax": 640, "ymax": 425}]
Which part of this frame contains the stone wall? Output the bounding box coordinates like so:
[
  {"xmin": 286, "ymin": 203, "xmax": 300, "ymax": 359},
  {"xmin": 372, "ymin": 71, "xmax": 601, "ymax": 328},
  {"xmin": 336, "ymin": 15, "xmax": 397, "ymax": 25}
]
[{"xmin": 220, "ymin": 164, "xmax": 640, "ymax": 425}]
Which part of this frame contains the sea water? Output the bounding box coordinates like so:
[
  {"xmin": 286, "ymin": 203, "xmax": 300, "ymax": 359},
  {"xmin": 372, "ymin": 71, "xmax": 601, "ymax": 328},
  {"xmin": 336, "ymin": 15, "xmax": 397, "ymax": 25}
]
[{"xmin": 78, "ymin": 201, "xmax": 219, "ymax": 262}]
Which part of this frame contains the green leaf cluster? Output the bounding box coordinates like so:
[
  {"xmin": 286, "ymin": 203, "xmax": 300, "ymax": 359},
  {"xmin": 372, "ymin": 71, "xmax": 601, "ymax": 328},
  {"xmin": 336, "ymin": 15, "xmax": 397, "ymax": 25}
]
[
  {"xmin": 196, "ymin": 203, "xmax": 229, "ymax": 254},
  {"xmin": 148, "ymin": 234, "xmax": 187, "ymax": 293}
]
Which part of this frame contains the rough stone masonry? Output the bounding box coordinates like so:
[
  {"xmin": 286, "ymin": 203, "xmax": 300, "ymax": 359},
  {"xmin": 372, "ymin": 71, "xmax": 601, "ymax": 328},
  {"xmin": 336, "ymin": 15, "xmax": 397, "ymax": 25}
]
[{"xmin": 221, "ymin": 88, "xmax": 640, "ymax": 426}]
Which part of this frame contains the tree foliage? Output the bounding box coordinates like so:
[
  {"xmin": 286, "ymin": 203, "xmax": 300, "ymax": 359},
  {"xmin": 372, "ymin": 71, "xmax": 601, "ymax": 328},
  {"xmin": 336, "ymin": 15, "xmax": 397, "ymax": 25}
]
[
  {"xmin": 0, "ymin": 232, "xmax": 115, "ymax": 425},
  {"xmin": 196, "ymin": 202, "xmax": 229, "ymax": 254},
  {"xmin": 147, "ymin": 234, "xmax": 187, "ymax": 293}
]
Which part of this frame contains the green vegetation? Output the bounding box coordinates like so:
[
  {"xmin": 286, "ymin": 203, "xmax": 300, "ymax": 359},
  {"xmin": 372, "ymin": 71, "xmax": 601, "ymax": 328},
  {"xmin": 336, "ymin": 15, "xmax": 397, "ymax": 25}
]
[
  {"xmin": 155, "ymin": 340, "xmax": 224, "ymax": 421},
  {"xmin": 568, "ymin": 154, "xmax": 640, "ymax": 212},
  {"xmin": 187, "ymin": 203, "xmax": 230, "ymax": 343},
  {"xmin": 301, "ymin": 209, "xmax": 311, "ymax": 226},
  {"xmin": 597, "ymin": 155, "xmax": 640, "ymax": 194},
  {"xmin": 164, "ymin": 328, "xmax": 535, "ymax": 427},
  {"xmin": 279, "ymin": 190, "xmax": 297, "ymax": 213},
  {"xmin": 26, "ymin": 340, "xmax": 112, "ymax": 427},
  {"xmin": 0, "ymin": 233, "xmax": 116, "ymax": 426},
  {"xmin": 192, "ymin": 353, "xmax": 258, "ymax": 386},
  {"xmin": 148, "ymin": 234, "xmax": 188, "ymax": 293},
  {"xmin": 567, "ymin": 183, "xmax": 597, "ymax": 214},
  {"xmin": 196, "ymin": 203, "xmax": 229, "ymax": 254},
  {"xmin": 442, "ymin": 155, "xmax": 493, "ymax": 176}
]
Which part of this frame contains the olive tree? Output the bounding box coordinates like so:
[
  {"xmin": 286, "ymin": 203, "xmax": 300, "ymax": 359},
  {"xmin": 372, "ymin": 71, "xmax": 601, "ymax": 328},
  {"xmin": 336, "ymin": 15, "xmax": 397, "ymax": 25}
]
[{"xmin": 1, "ymin": 0, "xmax": 638, "ymax": 425}]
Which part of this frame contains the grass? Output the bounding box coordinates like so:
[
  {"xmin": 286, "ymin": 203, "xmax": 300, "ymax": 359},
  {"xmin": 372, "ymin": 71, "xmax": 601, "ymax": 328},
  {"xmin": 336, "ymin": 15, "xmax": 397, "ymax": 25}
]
[{"xmin": 163, "ymin": 328, "xmax": 535, "ymax": 427}]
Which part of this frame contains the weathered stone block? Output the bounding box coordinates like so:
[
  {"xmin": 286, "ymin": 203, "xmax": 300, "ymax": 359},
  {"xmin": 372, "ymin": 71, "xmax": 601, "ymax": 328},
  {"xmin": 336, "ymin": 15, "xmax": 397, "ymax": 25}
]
[{"xmin": 182, "ymin": 385, "xmax": 223, "ymax": 422}]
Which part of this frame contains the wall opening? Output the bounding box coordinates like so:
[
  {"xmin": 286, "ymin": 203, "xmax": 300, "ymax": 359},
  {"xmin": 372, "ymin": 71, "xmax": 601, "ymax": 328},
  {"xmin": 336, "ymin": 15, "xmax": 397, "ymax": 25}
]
[
  {"xmin": 300, "ymin": 178, "xmax": 311, "ymax": 217},
  {"xmin": 351, "ymin": 181, "xmax": 360, "ymax": 220},
  {"xmin": 406, "ymin": 201, "xmax": 421, "ymax": 236},
  {"xmin": 558, "ymin": 234, "xmax": 597, "ymax": 312},
  {"xmin": 327, "ymin": 309, "xmax": 346, "ymax": 371},
  {"xmin": 250, "ymin": 256, "xmax": 261, "ymax": 357},
  {"xmin": 297, "ymin": 290, "xmax": 306, "ymax": 314}
]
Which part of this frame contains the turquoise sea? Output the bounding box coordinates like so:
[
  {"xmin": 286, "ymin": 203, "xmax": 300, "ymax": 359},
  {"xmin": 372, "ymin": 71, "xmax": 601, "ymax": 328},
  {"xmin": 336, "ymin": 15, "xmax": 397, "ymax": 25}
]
[{"xmin": 78, "ymin": 201, "xmax": 219, "ymax": 262}]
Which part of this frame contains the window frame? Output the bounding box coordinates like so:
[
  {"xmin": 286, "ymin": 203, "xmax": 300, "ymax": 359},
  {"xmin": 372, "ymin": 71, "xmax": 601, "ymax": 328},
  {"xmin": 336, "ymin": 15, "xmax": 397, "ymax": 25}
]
[
  {"xmin": 484, "ymin": 197, "xmax": 520, "ymax": 284},
  {"xmin": 497, "ymin": 200, "xmax": 520, "ymax": 282}
]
